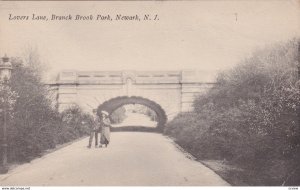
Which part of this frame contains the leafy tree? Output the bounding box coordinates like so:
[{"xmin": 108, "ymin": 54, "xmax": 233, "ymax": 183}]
[
  {"xmin": 165, "ymin": 39, "xmax": 300, "ymax": 185},
  {"xmin": 1, "ymin": 50, "xmax": 92, "ymax": 164},
  {"xmin": 58, "ymin": 105, "xmax": 91, "ymax": 143},
  {"xmin": 7, "ymin": 58, "xmax": 60, "ymax": 161}
]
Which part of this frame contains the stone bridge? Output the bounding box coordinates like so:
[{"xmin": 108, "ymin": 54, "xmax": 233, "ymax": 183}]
[{"xmin": 48, "ymin": 70, "xmax": 216, "ymax": 128}]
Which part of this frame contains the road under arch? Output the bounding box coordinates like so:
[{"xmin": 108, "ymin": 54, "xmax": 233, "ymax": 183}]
[{"xmin": 97, "ymin": 96, "xmax": 167, "ymax": 131}]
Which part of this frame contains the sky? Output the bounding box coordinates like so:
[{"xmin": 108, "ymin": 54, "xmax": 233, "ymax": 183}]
[{"xmin": 0, "ymin": 0, "xmax": 299, "ymax": 81}]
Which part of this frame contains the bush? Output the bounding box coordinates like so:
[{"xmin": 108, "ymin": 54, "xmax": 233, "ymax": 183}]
[
  {"xmin": 0, "ymin": 55, "xmax": 92, "ymax": 164},
  {"xmin": 164, "ymin": 39, "xmax": 300, "ymax": 185},
  {"xmin": 110, "ymin": 106, "xmax": 127, "ymax": 124},
  {"xmin": 58, "ymin": 105, "xmax": 91, "ymax": 143}
]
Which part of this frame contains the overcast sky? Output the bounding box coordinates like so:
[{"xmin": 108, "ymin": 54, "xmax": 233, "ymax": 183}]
[{"xmin": 0, "ymin": 1, "xmax": 299, "ymax": 81}]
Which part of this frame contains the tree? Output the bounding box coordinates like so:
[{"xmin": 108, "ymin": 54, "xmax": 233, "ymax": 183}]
[
  {"xmin": 1, "ymin": 49, "xmax": 93, "ymax": 165},
  {"xmin": 7, "ymin": 58, "xmax": 60, "ymax": 161},
  {"xmin": 165, "ymin": 39, "xmax": 300, "ymax": 185},
  {"xmin": 0, "ymin": 84, "xmax": 18, "ymax": 114},
  {"xmin": 0, "ymin": 83, "xmax": 18, "ymax": 161}
]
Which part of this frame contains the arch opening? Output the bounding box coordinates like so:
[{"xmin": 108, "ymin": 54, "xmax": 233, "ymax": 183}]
[
  {"xmin": 110, "ymin": 104, "xmax": 158, "ymax": 127},
  {"xmin": 97, "ymin": 96, "xmax": 167, "ymax": 132},
  {"xmin": 110, "ymin": 104, "xmax": 158, "ymax": 132}
]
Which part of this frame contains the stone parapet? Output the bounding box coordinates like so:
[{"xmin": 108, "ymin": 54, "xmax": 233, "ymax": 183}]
[{"xmin": 47, "ymin": 70, "xmax": 217, "ymax": 120}]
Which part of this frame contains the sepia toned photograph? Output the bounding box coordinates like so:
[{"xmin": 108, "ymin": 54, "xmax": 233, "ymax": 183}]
[{"xmin": 0, "ymin": 0, "xmax": 299, "ymax": 187}]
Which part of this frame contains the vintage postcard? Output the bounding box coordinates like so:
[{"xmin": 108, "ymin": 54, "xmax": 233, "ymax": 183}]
[{"xmin": 0, "ymin": 0, "xmax": 299, "ymax": 188}]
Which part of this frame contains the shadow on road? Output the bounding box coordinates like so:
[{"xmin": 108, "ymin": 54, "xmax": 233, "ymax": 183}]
[{"xmin": 111, "ymin": 126, "xmax": 161, "ymax": 133}]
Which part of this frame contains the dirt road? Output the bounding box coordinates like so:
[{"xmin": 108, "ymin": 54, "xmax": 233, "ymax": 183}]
[{"xmin": 0, "ymin": 132, "xmax": 229, "ymax": 186}]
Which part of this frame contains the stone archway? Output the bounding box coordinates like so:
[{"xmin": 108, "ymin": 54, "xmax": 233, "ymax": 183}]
[{"xmin": 97, "ymin": 96, "xmax": 167, "ymax": 131}]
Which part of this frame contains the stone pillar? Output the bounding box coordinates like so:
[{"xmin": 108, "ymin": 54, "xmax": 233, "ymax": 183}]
[
  {"xmin": 181, "ymin": 70, "xmax": 216, "ymax": 112},
  {"xmin": 56, "ymin": 71, "xmax": 78, "ymax": 111}
]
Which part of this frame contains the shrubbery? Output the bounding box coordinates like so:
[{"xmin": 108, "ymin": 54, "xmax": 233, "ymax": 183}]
[
  {"xmin": 57, "ymin": 105, "xmax": 92, "ymax": 144},
  {"xmin": 132, "ymin": 104, "xmax": 157, "ymax": 122},
  {"xmin": 0, "ymin": 54, "xmax": 92, "ymax": 164},
  {"xmin": 164, "ymin": 39, "xmax": 300, "ymax": 185},
  {"xmin": 110, "ymin": 107, "xmax": 127, "ymax": 124}
]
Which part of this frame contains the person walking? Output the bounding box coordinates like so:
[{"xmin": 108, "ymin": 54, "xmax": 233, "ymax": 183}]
[
  {"xmin": 87, "ymin": 109, "xmax": 101, "ymax": 148},
  {"xmin": 99, "ymin": 110, "xmax": 111, "ymax": 148}
]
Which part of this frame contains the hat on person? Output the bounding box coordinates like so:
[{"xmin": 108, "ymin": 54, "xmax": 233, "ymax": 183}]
[{"xmin": 101, "ymin": 110, "xmax": 109, "ymax": 116}]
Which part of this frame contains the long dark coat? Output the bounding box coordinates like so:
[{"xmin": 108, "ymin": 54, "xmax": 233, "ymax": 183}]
[{"xmin": 100, "ymin": 117, "xmax": 111, "ymax": 145}]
